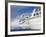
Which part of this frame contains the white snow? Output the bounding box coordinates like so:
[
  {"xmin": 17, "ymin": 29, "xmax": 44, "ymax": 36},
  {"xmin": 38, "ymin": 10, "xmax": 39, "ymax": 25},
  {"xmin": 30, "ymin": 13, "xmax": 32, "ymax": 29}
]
[{"xmin": 11, "ymin": 8, "xmax": 41, "ymax": 30}]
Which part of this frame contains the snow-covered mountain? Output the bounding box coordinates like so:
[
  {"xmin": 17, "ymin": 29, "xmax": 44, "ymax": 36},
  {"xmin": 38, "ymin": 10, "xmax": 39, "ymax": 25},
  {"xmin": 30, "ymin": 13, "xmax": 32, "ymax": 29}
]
[{"xmin": 11, "ymin": 8, "xmax": 41, "ymax": 31}]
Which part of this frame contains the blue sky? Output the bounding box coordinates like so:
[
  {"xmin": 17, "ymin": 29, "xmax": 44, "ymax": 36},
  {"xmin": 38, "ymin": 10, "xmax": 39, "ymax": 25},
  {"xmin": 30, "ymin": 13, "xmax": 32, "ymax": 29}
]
[{"xmin": 10, "ymin": 5, "xmax": 40, "ymax": 19}]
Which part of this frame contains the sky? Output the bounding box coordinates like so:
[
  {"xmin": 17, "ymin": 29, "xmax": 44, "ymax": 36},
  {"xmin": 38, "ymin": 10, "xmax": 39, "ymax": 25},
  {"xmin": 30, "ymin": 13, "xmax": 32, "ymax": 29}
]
[{"xmin": 10, "ymin": 5, "xmax": 40, "ymax": 19}]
